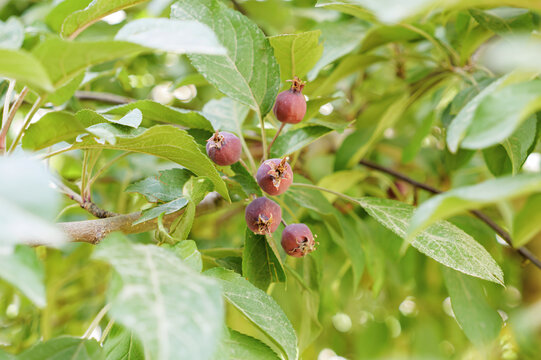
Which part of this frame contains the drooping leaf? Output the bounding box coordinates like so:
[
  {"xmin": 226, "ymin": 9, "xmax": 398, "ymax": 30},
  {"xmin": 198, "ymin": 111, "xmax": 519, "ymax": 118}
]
[
  {"xmin": 103, "ymin": 324, "xmax": 145, "ymax": 360},
  {"xmin": 94, "ymin": 240, "xmax": 223, "ymax": 360},
  {"xmin": 205, "ymin": 267, "xmax": 298, "ymax": 360},
  {"xmin": 307, "ymin": 20, "xmax": 368, "ymax": 80},
  {"xmin": 269, "ymin": 31, "xmax": 323, "ymax": 82},
  {"xmin": 105, "ymin": 100, "xmax": 214, "ymax": 131},
  {"xmin": 513, "ymin": 193, "xmax": 541, "ymax": 247},
  {"xmin": 358, "ymin": 197, "xmax": 504, "ymax": 284},
  {"xmin": 69, "ymin": 125, "xmax": 229, "ymax": 200},
  {"xmin": 442, "ymin": 266, "xmax": 503, "ymax": 346},
  {"xmin": 408, "ymin": 173, "xmax": 541, "ymax": 238},
  {"xmin": 242, "ymin": 229, "xmax": 286, "ymax": 290},
  {"xmin": 469, "ymin": 8, "xmax": 537, "ymax": 35},
  {"xmin": 0, "ymin": 49, "xmax": 53, "ymax": 92},
  {"xmin": 213, "ymin": 328, "xmax": 280, "ymax": 360},
  {"xmin": 0, "ymin": 246, "xmax": 45, "ymax": 308},
  {"xmin": 17, "ymin": 337, "xmax": 103, "ymax": 360},
  {"xmin": 501, "ymin": 116, "xmax": 538, "ymax": 174},
  {"xmin": 134, "ymin": 197, "xmax": 189, "ymax": 225},
  {"xmin": 270, "ymin": 125, "xmax": 333, "ymax": 158},
  {"xmin": 460, "ymin": 80, "xmax": 541, "ymax": 150},
  {"xmin": 0, "ymin": 156, "xmax": 66, "ymax": 252},
  {"xmin": 115, "ymin": 18, "xmax": 227, "ymax": 55},
  {"xmin": 61, "ymin": 0, "xmax": 146, "ymax": 38},
  {"xmin": 172, "ymin": 0, "xmax": 280, "ymax": 116},
  {"xmin": 22, "ymin": 111, "xmax": 83, "ymax": 150}
]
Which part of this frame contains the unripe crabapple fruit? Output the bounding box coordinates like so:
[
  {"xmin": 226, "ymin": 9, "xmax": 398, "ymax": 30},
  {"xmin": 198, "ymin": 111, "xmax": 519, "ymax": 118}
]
[
  {"xmin": 281, "ymin": 223, "xmax": 315, "ymax": 257},
  {"xmin": 273, "ymin": 76, "xmax": 307, "ymax": 124},
  {"xmin": 256, "ymin": 157, "xmax": 293, "ymax": 195},
  {"xmin": 206, "ymin": 131, "xmax": 242, "ymax": 166},
  {"xmin": 245, "ymin": 197, "xmax": 282, "ymax": 235}
]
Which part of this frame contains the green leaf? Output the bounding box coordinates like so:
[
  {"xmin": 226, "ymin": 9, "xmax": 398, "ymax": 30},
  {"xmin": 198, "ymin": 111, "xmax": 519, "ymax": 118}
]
[
  {"xmin": 346, "ymin": 93, "xmax": 409, "ymax": 168},
  {"xmin": 69, "ymin": 125, "xmax": 230, "ymax": 200},
  {"xmin": 115, "ymin": 18, "xmax": 227, "ymax": 55},
  {"xmin": 360, "ymin": 24, "xmax": 424, "ymax": 53},
  {"xmin": 163, "ymin": 240, "xmax": 203, "ymax": 272},
  {"xmin": 214, "ymin": 328, "xmax": 280, "ymax": 360},
  {"xmin": 270, "ymin": 126, "xmax": 333, "ymax": 158},
  {"xmin": 483, "ymin": 145, "xmax": 512, "ymax": 176},
  {"xmin": 0, "ymin": 49, "xmax": 53, "ymax": 92},
  {"xmin": 460, "ymin": 80, "xmax": 541, "ymax": 150},
  {"xmin": 469, "ymin": 8, "xmax": 537, "ymax": 35},
  {"xmin": 358, "ymin": 197, "xmax": 504, "ymax": 284},
  {"xmin": 0, "ymin": 156, "xmax": 66, "ymax": 252},
  {"xmin": 134, "ymin": 197, "xmax": 189, "ymax": 225},
  {"xmin": 47, "ymin": 72, "xmax": 85, "ymax": 106},
  {"xmin": 269, "ymin": 31, "xmax": 323, "ymax": 82},
  {"xmin": 32, "ymin": 37, "xmax": 145, "ymax": 90},
  {"xmin": 242, "ymin": 229, "xmax": 286, "ymax": 290},
  {"xmin": 61, "ymin": 0, "xmax": 146, "ymax": 38},
  {"xmin": 501, "ymin": 116, "xmax": 538, "ymax": 174},
  {"xmin": 202, "ymin": 97, "xmax": 249, "ymax": 134},
  {"xmin": 103, "ymin": 324, "xmax": 145, "ymax": 360},
  {"xmin": 317, "ymin": 170, "xmax": 367, "ymax": 203},
  {"xmin": 408, "ymin": 173, "xmax": 541, "ymax": 239},
  {"xmin": 170, "ymin": 202, "xmax": 196, "ymax": 241},
  {"xmin": 442, "ymin": 266, "xmax": 503, "ymax": 346},
  {"xmin": 171, "ymin": 0, "xmax": 280, "ymax": 115},
  {"xmin": 126, "ymin": 168, "xmax": 193, "ymax": 203},
  {"xmin": 307, "ymin": 20, "xmax": 368, "ymax": 80},
  {"xmin": 0, "ymin": 17, "xmax": 24, "ymax": 49},
  {"xmin": 105, "ymin": 100, "xmax": 214, "ymax": 131},
  {"xmin": 183, "ymin": 176, "xmax": 214, "ymax": 204},
  {"xmin": 18, "ymin": 337, "xmax": 103, "ymax": 360},
  {"xmin": 513, "ymin": 193, "xmax": 541, "ymax": 247},
  {"xmin": 22, "ymin": 111, "xmax": 82, "ymax": 150},
  {"xmin": 0, "ymin": 246, "xmax": 45, "ymax": 308},
  {"xmin": 205, "ymin": 267, "xmax": 298, "ymax": 360},
  {"xmin": 231, "ymin": 162, "xmax": 262, "ymax": 197},
  {"xmin": 94, "ymin": 240, "xmax": 223, "ymax": 360},
  {"xmin": 46, "ymin": 0, "xmax": 90, "ymax": 33}
]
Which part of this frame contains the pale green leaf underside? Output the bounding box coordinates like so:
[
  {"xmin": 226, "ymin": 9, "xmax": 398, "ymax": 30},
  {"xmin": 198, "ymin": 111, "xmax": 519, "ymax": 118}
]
[
  {"xmin": 358, "ymin": 197, "xmax": 504, "ymax": 284},
  {"xmin": 94, "ymin": 241, "xmax": 223, "ymax": 360},
  {"xmin": 0, "ymin": 49, "xmax": 54, "ymax": 92}
]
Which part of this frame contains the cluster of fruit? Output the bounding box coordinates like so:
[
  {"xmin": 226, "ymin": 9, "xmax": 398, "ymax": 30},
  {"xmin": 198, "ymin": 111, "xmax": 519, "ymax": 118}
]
[{"xmin": 205, "ymin": 77, "xmax": 316, "ymax": 258}]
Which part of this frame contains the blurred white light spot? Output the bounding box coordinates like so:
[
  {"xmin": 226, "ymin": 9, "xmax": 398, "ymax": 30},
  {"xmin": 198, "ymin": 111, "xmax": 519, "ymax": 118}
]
[
  {"xmin": 399, "ymin": 296, "xmax": 418, "ymax": 316},
  {"xmin": 6, "ymin": 295, "xmax": 20, "ymax": 318},
  {"xmin": 385, "ymin": 316, "xmax": 401, "ymax": 338},
  {"xmin": 443, "ymin": 297, "xmax": 454, "ymax": 318},
  {"xmin": 174, "ymin": 84, "xmax": 197, "ymax": 102},
  {"xmin": 88, "ymin": 326, "xmax": 102, "ymax": 341},
  {"xmin": 359, "ymin": 310, "xmax": 374, "ymax": 325},
  {"xmin": 318, "ymin": 349, "xmax": 337, "ymax": 360},
  {"xmin": 332, "ymin": 312, "xmax": 352, "ymax": 332},
  {"xmin": 141, "ymin": 73, "xmax": 155, "ymax": 87},
  {"xmin": 523, "ymin": 153, "xmax": 541, "ymax": 172},
  {"xmin": 319, "ymin": 103, "xmax": 334, "ymax": 115},
  {"xmin": 304, "ymin": 94, "xmax": 309, "ymax": 101},
  {"xmin": 102, "ymin": 10, "xmax": 126, "ymax": 25},
  {"xmin": 498, "ymin": 309, "xmax": 509, "ymax": 322},
  {"xmin": 384, "ymin": 128, "xmax": 395, "ymax": 139},
  {"xmin": 165, "ymin": 53, "xmax": 179, "ymax": 67},
  {"xmin": 496, "ymin": 235, "xmax": 510, "ymax": 247},
  {"xmin": 151, "ymin": 83, "xmax": 174, "ymax": 104},
  {"xmin": 505, "ymin": 286, "xmax": 522, "ymax": 307}
]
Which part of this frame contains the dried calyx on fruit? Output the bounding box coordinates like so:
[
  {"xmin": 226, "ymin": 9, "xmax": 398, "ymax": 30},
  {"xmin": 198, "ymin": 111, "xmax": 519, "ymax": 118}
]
[
  {"xmin": 273, "ymin": 76, "xmax": 307, "ymax": 124},
  {"xmin": 206, "ymin": 131, "xmax": 242, "ymax": 166},
  {"xmin": 245, "ymin": 197, "xmax": 282, "ymax": 235},
  {"xmin": 281, "ymin": 223, "xmax": 316, "ymax": 257},
  {"xmin": 256, "ymin": 157, "xmax": 293, "ymax": 195}
]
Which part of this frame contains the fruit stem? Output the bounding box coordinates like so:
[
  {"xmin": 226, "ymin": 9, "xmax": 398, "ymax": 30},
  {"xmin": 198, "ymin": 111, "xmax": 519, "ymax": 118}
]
[
  {"xmin": 257, "ymin": 109, "xmax": 268, "ymax": 160},
  {"xmin": 8, "ymin": 95, "xmax": 44, "ymax": 153},
  {"xmin": 291, "ymin": 182, "xmax": 359, "ymax": 204},
  {"xmin": 268, "ymin": 123, "xmax": 285, "ymax": 155},
  {"xmin": 0, "ymin": 86, "xmax": 28, "ymax": 154}
]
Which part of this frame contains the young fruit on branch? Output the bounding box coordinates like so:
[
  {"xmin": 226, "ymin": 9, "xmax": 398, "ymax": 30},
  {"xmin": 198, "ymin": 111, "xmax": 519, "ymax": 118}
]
[
  {"xmin": 273, "ymin": 76, "xmax": 307, "ymax": 124},
  {"xmin": 281, "ymin": 223, "xmax": 316, "ymax": 257},
  {"xmin": 206, "ymin": 131, "xmax": 242, "ymax": 166},
  {"xmin": 256, "ymin": 157, "xmax": 293, "ymax": 195},
  {"xmin": 245, "ymin": 197, "xmax": 282, "ymax": 235}
]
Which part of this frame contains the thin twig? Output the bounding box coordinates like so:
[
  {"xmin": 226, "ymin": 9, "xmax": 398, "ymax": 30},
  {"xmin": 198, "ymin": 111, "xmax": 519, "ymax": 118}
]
[
  {"xmin": 55, "ymin": 180, "xmax": 118, "ymax": 219},
  {"xmin": 86, "ymin": 152, "xmax": 129, "ymax": 194},
  {"xmin": 8, "ymin": 96, "xmax": 44, "ymax": 153},
  {"xmin": 359, "ymin": 159, "xmax": 541, "ymax": 270},
  {"xmin": 0, "ymin": 86, "xmax": 28, "ymax": 152},
  {"xmin": 75, "ymin": 91, "xmax": 134, "ymax": 104},
  {"xmin": 268, "ymin": 122, "xmax": 285, "ymax": 155}
]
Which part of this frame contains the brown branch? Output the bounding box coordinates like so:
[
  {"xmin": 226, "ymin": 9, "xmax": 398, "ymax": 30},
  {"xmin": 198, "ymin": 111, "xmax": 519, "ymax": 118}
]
[
  {"xmin": 360, "ymin": 159, "xmax": 541, "ymax": 270},
  {"xmin": 75, "ymin": 91, "xmax": 134, "ymax": 104}
]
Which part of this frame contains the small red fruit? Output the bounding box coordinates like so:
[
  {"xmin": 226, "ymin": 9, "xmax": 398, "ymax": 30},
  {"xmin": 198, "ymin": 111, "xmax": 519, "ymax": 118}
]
[
  {"xmin": 273, "ymin": 76, "xmax": 307, "ymax": 124},
  {"xmin": 245, "ymin": 197, "xmax": 282, "ymax": 235},
  {"xmin": 256, "ymin": 157, "xmax": 293, "ymax": 196},
  {"xmin": 281, "ymin": 223, "xmax": 315, "ymax": 257},
  {"xmin": 206, "ymin": 131, "xmax": 242, "ymax": 166}
]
